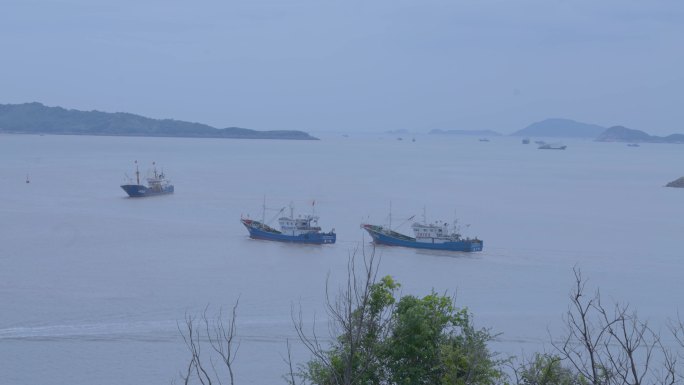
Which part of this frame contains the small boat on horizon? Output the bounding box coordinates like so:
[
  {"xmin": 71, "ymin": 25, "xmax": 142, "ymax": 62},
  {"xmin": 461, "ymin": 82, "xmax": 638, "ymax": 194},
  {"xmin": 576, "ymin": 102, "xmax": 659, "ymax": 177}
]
[
  {"xmin": 538, "ymin": 143, "xmax": 567, "ymax": 150},
  {"xmin": 121, "ymin": 161, "xmax": 174, "ymax": 197},
  {"xmin": 479, "ymin": 138, "xmax": 490, "ymax": 142},
  {"xmin": 522, "ymin": 138, "xmax": 530, "ymax": 144},
  {"xmin": 627, "ymin": 143, "xmax": 640, "ymax": 147},
  {"xmin": 241, "ymin": 201, "xmax": 336, "ymax": 244}
]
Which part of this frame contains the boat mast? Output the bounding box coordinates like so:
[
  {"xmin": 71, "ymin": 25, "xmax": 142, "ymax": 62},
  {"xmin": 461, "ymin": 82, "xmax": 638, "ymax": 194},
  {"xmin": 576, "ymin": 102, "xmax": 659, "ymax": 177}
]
[
  {"xmin": 262, "ymin": 195, "xmax": 266, "ymax": 224},
  {"xmin": 152, "ymin": 161, "xmax": 158, "ymax": 179},
  {"xmin": 422, "ymin": 206, "xmax": 427, "ymax": 224},
  {"xmin": 389, "ymin": 201, "xmax": 392, "ymax": 230},
  {"xmin": 135, "ymin": 160, "xmax": 140, "ymax": 185}
]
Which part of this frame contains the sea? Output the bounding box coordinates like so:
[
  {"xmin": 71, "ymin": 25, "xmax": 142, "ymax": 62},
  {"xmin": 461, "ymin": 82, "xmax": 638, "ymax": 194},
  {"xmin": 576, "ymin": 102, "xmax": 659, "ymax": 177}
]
[{"xmin": 1, "ymin": 133, "xmax": 682, "ymax": 384}]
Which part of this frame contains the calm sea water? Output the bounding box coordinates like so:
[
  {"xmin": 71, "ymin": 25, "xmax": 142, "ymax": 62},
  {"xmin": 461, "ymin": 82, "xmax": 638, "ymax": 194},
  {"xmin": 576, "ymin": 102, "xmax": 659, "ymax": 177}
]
[{"xmin": 1, "ymin": 133, "xmax": 682, "ymax": 384}]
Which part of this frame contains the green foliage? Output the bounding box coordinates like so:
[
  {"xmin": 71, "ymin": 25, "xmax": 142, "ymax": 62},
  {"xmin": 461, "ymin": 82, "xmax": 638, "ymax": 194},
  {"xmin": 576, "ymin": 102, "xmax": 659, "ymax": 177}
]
[
  {"xmin": 440, "ymin": 324, "xmax": 503, "ymax": 385},
  {"xmin": 300, "ymin": 277, "xmax": 503, "ymax": 385},
  {"xmin": 300, "ymin": 275, "xmax": 401, "ymax": 385},
  {"xmin": 385, "ymin": 293, "xmax": 466, "ymax": 385},
  {"xmin": 518, "ymin": 354, "xmax": 583, "ymax": 385}
]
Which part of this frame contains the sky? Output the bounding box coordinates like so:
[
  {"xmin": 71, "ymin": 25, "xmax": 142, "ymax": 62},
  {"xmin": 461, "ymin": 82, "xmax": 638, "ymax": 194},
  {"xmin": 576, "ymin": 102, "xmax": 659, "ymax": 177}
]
[{"xmin": 1, "ymin": 0, "xmax": 683, "ymax": 134}]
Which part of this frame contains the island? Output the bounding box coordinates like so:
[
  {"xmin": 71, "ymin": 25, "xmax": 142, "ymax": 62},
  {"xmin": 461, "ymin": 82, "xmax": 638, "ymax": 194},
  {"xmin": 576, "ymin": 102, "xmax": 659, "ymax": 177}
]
[
  {"xmin": 0, "ymin": 102, "xmax": 318, "ymax": 140},
  {"xmin": 666, "ymin": 177, "xmax": 684, "ymax": 188},
  {"xmin": 595, "ymin": 126, "xmax": 684, "ymax": 144},
  {"xmin": 511, "ymin": 118, "xmax": 606, "ymax": 138}
]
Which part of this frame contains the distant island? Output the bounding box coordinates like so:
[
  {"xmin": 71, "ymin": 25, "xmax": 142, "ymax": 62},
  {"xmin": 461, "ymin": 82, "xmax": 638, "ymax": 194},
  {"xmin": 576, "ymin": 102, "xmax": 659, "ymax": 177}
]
[
  {"xmin": 429, "ymin": 129, "xmax": 502, "ymax": 136},
  {"xmin": 595, "ymin": 126, "xmax": 684, "ymax": 144},
  {"xmin": 511, "ymin": 118, "xmax": 684, "ymax": 143},
  {"xmin": 666, "ymin": 177, "xmax": 684, "ymax": 188},
  {"xmin": 511, "ymin": 118, "xmax": 606, "ymax": 138},
  {"xmin": 0, "ymin": 102, "xmax": 318, "ymax": 140}
]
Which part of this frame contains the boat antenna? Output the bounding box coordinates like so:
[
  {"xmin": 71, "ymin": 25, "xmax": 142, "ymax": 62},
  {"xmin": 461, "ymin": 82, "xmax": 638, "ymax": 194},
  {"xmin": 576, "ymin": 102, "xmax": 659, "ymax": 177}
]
[
  {"xmin": 135, "ymin": 160, "xmax": 140, "ymax": 185},
  {"xmin": 388, "ymin": 201, "xmax": 392, "ymax": 230},
  {"xmin": 311, "ymin": 199, "xmax": 316, "ymax": 217},
  {"xmin": 289, "ymin": 201, "xmax": 294, "ymax": 219},
  {"xmin": 422, "ymin": 206, "xmax": 427, "ymax": 224},
  {"xmin": 152, "ymin": 161, "xmax": 158, "ymax": 179}
]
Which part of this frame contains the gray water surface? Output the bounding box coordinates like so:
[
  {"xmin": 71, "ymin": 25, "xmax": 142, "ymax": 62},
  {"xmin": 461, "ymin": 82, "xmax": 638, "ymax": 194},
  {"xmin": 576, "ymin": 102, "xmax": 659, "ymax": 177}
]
[{"xmin": 1, "ymin": 134, "xmax": 682, "ymax": 384}]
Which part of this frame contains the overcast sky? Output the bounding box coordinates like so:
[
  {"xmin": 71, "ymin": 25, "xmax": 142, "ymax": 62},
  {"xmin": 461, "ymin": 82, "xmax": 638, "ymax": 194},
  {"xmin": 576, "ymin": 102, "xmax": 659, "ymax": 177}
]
[{"xmin": 1, "ymin": 0, "xmax": 683, "ymax": 134}]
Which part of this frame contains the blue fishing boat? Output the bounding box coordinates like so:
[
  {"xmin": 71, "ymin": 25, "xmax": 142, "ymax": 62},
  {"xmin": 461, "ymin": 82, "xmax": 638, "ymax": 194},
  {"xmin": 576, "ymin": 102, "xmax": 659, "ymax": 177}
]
[
  {"xmin": 361, "ymin": 208, "xmax": 482, "ymax": 252},
  {"xmin": 121, "ymin": 161, "xmax": 174, "ymax": 197},
  {"xmin": 241, "ymin": 203, "xmax": 336, "ymax": 244}
]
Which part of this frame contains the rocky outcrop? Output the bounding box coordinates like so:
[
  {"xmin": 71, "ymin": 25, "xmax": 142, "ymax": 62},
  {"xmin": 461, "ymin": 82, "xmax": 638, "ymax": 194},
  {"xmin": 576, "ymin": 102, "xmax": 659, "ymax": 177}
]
[{"xmin": 666, "ymin": 177, "xmax": 684, "ymax": 188}]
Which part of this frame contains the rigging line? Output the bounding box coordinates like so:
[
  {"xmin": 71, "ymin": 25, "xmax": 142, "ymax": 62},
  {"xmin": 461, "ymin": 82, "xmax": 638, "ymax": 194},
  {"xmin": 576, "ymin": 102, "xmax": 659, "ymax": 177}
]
[
  {"xmin": 266, "ymin": 207, "xmax": 286, "ymax": 225},
  {"xmin": 394, "ymin": 214, "xmax": 416, "ymax": 231}
]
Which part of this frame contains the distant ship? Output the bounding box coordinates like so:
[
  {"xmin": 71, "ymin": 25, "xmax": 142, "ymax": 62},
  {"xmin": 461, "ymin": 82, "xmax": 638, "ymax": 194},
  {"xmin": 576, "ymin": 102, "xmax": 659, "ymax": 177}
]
[
  {"xmin": 522, "ymin": 138, "xmax": 530, "ymax": 144},
  {"xmin": 121, "ymin": 161, "xmax": 174, "ymax": 197},
  {"xmin": 627, "ymin": 143, "xmax": 640, "ymax": 147},
  {"xmin": 241, "ymin": 202, "xmax": 336, "ymax": 244},
  {"xmin": 361, "ymin": 209, "xmax": 483, "ymax": 252},
  {"xmin": 538, "ymin": 143, "xmax": 567, "ymax": 150},
  {"xmin": 479, "ymin": 138, "xmax": 490, "ymax": 142}
]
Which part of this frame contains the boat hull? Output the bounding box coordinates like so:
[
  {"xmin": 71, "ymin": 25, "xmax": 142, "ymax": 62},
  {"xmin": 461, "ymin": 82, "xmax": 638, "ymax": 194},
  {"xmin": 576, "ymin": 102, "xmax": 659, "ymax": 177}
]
[
  {"xmin": 241, "ymin": 220, "xmax": 336, "ymax": 244},
  {"xmin": 121, "ymin": 184, "xmax": 174, "ymax": 197},
  {"xmin": 362, "ymin": 225, "xmax": 483, "ymax": 252}
]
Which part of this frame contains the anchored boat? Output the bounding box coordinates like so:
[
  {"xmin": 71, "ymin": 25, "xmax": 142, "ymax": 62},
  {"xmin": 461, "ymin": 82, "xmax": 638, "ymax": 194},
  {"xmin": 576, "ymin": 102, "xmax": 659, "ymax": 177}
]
[
  {"xmin": 361, "ymin": 208, "xmax": 483, "ymax": 252},
  {"xmin": 538, "ymin": 143, "xmax": 567, "ymax": 150},
  {"xmin": 121, "ymin": 161, "xmax": 174, "ymax": 197},
  {"xmin": 241, "ymin": 202, "xmax": 336, "ymax": 244}
]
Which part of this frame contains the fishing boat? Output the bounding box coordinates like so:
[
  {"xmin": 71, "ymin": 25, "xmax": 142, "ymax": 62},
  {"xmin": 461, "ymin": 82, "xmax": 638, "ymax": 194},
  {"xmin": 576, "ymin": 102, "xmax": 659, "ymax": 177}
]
[
  {"xmin": 538, "ymin": 143, "xmax": 567, "ymax": 150},
  {"xmin": 120, "ymin": 161, "xmax": 174, "ymax": 197},
  {"xmin": 361, "ymin": 208, "xmax": 483, "ymax": 252},
  {"xmin": 241, "ymin": 201, "xmax": 336, "ymax": 244}
]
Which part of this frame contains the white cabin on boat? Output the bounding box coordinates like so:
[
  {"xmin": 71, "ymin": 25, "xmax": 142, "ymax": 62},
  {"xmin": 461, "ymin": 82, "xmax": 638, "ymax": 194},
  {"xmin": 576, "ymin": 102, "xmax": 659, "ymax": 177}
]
[
  {"xmin": 411, "ymin": 222, "xmax": 461, "ymax": 243},
  {"xmin": 278, "ymin": 215, "xmax": 322, "ymax": 236}
]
